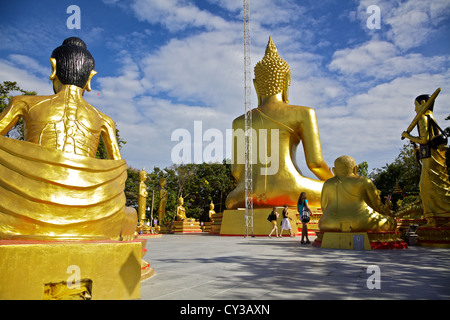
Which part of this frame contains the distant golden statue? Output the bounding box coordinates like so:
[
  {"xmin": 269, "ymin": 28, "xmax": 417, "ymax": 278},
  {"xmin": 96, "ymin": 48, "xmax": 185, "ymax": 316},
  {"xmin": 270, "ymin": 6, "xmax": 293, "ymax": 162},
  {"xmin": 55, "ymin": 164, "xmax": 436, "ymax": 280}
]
[
  {"xmin": 138, "ymin": 167, "xmax": 149, "ymax": 222},
  {"xmin": 401, "ymin": 92, "xmax": 450, "ymax": 227},
  {"xmin": 225, "ymin": 37, "xmax": 332, "ymax": 209},
  {"xmin": 175, "ymin": 197, "xmax": 187, "ymax": 221},
  {"xmin": 319, "ymin": 155, "xmax": 396, "ymax": 232},
  {"xmin": 0, "ymin": 37, "xmax": 137, "ymax": 240},
  {"xmin": 158, "ymin": 177, "xmax": 168, "ymax": 223},
  {"xmin": 208, "ymin": 201, "xmax": 216, "ymax": 221}
]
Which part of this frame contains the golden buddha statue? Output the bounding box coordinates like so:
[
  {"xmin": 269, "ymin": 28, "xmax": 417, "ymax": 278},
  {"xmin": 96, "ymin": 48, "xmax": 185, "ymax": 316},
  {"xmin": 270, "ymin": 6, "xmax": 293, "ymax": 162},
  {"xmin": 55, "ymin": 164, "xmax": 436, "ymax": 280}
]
[
  {"xmin": 158, "ymin": 177, "xmax": 168, "ymax": 223},
  {"xmin": 319, "ymin": 155, "xmax": 396, "ymax": 232},
  {"xmin": 401, "ymin": 94, "xmax": 450, "ymax": 227},
  {"xmin": 225, "ymin": 37, "xmax": 333, "ymax": 209},
  {"xmin": 138, "ymin": 167, "xmax": 149, "ymax": 222},
  {"xmin": 175, "ymin": 197, "xmax": 187, "ymax": 221},
  {"xmin": 208, "ymin": 201, "xmax": 216, "ymax": 222},
  {"xmin": 0, "ymin": 37, "xmax": 137, "ymax": 241}
]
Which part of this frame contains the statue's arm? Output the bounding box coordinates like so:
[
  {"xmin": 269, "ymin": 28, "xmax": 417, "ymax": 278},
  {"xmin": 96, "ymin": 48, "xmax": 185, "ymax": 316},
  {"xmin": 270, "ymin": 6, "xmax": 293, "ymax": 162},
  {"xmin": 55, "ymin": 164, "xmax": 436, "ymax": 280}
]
[
  {"xmin": 300, "ymin": 108, "xmax": 333, "ymax": 180},
  {"xmin": 0, "ymin": 97, "xmax": 26, "ymax": 136},
  {"xmin": 363, "ymin": 179, "xmax": 392, "ymax": 216},
  {"xmin": 321, "ymin": 181, "xmax": 330, "ymax": 211},
  {"xmin": 401, "ymin": 115, "xmax": 429, "ymax": 145},
  {"xmin": 100, "ymin": 115, "xmax": 122, "ymax": 160}
]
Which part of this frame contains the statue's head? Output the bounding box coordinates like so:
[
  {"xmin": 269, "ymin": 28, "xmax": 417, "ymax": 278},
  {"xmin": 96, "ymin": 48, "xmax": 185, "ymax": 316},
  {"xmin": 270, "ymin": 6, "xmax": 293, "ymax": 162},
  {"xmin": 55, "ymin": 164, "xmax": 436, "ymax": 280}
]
[
  {"xmin": 414, "ymin": 94, "xmax": 434, "ymax": 112},
  {"xmin": 254, "ymin": 36, "xmax": 291, "ymax": 106},
  {"xmin": 139, "ymin": 167, "xmax": 147, "ymax": 181},
  {"xmin": 209, "ymin": 201, "xmax": 214, "ymax": 210},
  {"xmin": 50, "ymin": 37, "xmax": 96, "ymax": 93},
  {"xmin": 178, "ymin": 197, "xmax": 184, "ymax": 205},
  {"xmin": 159, "ymin": 177, "xmax": 166, "ymax": 187},
  {"xmin": 333, "ymin": 155, "xmax": 358, "ymax": 177}
]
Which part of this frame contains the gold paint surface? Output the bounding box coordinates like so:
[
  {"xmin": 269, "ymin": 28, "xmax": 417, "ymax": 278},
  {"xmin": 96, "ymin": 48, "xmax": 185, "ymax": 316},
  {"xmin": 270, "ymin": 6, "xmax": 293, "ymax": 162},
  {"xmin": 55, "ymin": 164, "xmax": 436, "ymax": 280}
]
[
  {"xmin": 0, "ymin": 51, "xmax": 136, "ymax": 240},
  {"xmin": 319, "ymin": 156, "xmax": 397, "ymax": 232},
  {"xmin": 402, "ymin": 108, "xmax": 450, "ymax": 227},
  {"xmin": 0, "ymin": 240, "xmax": 141, "ymax": 300},
  {"xmin": 226, "ymin": 37, "xmax": 332, "ymax": 209}
]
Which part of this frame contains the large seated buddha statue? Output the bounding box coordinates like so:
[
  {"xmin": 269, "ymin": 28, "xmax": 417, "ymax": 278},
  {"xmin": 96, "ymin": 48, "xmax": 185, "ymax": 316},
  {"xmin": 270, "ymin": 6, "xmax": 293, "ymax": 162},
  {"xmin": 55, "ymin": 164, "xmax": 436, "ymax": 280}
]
[
  {"xmin": 0, "ymin": 37, "xmax": 137, "ymax": 241},
  {"xmin": 319, "ymin": 155, "xmax": 397, "ymax": 232},
  {"xmin": 225, "ymin": 37, "xmax": 333, "ymax": 209}
]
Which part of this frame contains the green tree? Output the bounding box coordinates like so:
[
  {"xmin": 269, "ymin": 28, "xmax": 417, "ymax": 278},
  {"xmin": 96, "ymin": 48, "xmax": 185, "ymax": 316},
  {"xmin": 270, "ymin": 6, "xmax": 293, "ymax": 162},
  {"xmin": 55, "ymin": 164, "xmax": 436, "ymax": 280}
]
[
  {"xmin": 357, "ymin": 161, "xmax": 369, "ymax": 177},
  {"xmin": 0, "ymin": 81, "xmax": 36, "ymax": 139},
  {"xmin": 369, "ymin": 142, "xmax": 421, "ymax": 210}
]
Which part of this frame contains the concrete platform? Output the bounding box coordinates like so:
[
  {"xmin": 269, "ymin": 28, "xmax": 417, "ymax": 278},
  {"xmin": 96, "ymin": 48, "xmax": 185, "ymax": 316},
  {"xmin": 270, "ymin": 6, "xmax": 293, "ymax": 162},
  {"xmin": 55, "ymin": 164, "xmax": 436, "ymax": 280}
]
[{"xmin": 141, "ymin": 233, "xmax": 450, "ymax": 301}]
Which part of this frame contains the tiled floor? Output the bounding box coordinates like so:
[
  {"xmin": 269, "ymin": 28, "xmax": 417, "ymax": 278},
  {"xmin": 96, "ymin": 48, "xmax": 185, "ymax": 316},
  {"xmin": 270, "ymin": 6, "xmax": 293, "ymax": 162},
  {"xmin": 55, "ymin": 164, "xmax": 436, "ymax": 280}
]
[{"xmin": 140, "ymin": 233, "xmax": 450, "ymax": 300}]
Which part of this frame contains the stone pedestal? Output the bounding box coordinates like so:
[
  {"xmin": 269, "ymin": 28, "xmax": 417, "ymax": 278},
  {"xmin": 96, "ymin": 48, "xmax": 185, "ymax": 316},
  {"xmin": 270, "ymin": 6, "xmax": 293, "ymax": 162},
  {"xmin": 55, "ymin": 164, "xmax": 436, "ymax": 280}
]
[
  {"xmin": 209, "ymin": 212, "xmax": 223, "ymax": 235},
  {"xmin": 220, "ymin": 208, "xmax": 300, "ymax": 237},
  {"xmin": 0, "ymin": 239, "xmax": 144, "ymax": 300},
  {"xmin": 172, "ymin": 220, "xmax": 202, "ymax": 234},
  {"xmin": 202, "ymin": 221, "xmax": 212, "ymax": 233},
  {"xmin": 313, "ymin": 231, "xmax": 407, "ymax": 250}
]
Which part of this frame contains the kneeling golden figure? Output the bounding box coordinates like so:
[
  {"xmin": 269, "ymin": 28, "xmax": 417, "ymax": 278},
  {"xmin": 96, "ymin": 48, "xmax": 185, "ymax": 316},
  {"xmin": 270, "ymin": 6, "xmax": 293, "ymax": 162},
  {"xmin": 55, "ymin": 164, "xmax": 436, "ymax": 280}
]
[
  {"xmin": 0, "ymin": 37, "xmax": 137, "ymax": 241},
  {"xmin": 319, "ymin": 155, "xmax": 396, "ymax": 232}
]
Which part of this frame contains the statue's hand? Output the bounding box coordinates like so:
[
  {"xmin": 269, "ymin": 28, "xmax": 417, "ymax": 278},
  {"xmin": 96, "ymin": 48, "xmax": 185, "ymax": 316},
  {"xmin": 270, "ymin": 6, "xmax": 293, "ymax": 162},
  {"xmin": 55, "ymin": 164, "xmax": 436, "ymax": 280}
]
[{"xmin": 401, "ymin": 131, "xmax": 410, "ymax": 140}]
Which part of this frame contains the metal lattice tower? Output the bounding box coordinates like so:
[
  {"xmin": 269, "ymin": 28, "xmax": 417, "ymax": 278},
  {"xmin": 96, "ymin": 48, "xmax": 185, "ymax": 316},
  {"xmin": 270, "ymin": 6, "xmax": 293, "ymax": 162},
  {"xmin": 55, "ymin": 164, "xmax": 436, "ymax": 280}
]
[{"xmin": 243, "ymin": 0, "xmax": 253, "ymax": 237}]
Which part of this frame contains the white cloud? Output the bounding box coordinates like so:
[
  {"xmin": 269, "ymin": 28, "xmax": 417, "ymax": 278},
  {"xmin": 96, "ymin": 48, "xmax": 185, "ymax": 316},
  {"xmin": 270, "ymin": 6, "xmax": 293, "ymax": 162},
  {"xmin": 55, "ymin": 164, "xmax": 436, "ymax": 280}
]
[
  {"xmin": 0, "ymin": 58, "xmax": 53, "ymax": 95},
  {"xmin": 130, "ymin": 0, "xmax": 230, "ymax": 31},
  {"xmin": 356, "ymin": 0, "xmax": 450, "ymax": 50},
  {"xmin": 329, "ymin": 40, "xmax": 448, "ymax": 81}
]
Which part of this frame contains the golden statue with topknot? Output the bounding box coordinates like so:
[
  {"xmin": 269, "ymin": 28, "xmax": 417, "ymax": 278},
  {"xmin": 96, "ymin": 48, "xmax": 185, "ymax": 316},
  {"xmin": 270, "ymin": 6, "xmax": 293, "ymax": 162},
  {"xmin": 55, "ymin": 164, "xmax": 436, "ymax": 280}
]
[
  {"xmin": 0, "ymin": 37, "xmax": 137, "ymax": 241},
  {"xmin": 226, "ymin": 37, "xmax": 332, "ymax": 209}
]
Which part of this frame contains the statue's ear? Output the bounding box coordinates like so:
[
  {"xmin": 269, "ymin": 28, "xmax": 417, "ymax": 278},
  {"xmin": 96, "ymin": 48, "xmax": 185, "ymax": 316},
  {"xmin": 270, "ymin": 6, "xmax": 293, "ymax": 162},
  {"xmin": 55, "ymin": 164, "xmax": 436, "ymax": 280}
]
[
  {"xmin": 83, "ymin": 70, "xmax": 97, "ymax": 92},
  {"xmin": 353, "ymin": 165, "xmax": 359, "ymax": 176},
  {"xmin": 332, "ymin": 167, "xmax": 336, "ymax": 176},
  {"xmin": 283, "ymin": 72, "xmax": 290, "ymax": 104},
  {"xmin": 49, "ymin": 58, "xmax": 57, "ymax": 80}
]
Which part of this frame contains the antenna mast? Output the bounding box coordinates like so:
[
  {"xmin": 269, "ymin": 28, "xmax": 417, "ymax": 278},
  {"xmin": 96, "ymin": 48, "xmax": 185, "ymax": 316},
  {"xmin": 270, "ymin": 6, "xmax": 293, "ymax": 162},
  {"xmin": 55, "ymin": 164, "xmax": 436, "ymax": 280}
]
[{"xmin": 243, "ymin": 0, "xmax": 253, "ymax": 237}]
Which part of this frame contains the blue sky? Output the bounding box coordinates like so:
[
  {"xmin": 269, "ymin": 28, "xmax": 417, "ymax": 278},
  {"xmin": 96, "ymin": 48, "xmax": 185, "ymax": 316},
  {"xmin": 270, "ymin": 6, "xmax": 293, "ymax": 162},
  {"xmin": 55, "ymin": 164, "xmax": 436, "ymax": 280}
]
[{"xmin": 1, "ymin": 0, "xmax": 449, "ymax": 178}]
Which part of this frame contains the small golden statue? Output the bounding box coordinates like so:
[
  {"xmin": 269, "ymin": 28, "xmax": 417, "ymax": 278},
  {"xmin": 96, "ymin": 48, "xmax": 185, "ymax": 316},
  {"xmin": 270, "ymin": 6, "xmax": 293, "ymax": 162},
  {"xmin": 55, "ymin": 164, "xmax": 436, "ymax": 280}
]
[
  {"xmin": 401, "ymin": 90, "xmax": 450, "ymax": 227},
  {"xmin": 176, "ymin": 196, "xmax": 187, "ymax": 221},
  {"xmin": 138, "ymin": 167, "xmax": 149, "ymax": 221},
  {"xmin": 225, "ymin": 37, "xmax": 332, "ymax": 209},
  {"xmin": 0, "ymin": 37, "xmax": 137, "ymax": 240},
  {"xmin": 319, "ymin": 155, "xmax": 397, "ymax": 232},
  {"xmin": 208, "ymin": 201, "xmax": 216, "ymax": 222},
  {"xmin": 158, "ymin": 177, "xmax": 168, "ymax": 224},
  {"xmin": 137, "ymin": 167, "xmax": 150, "ymax": 234}
]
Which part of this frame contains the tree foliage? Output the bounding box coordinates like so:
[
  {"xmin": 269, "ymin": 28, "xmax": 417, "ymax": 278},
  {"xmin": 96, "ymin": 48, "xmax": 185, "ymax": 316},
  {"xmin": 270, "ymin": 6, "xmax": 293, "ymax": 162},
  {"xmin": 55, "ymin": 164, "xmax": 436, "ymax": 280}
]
[
  {"xmin": 0, "ymin": 81, "xmax": 37, "ymax": 139},
  {"xmin": 125, "ymin": 161, "xmax": 236, "ymax": 223},
  {"xmin": 369, "ymin": 142, "xmax": 421, "ymax": 210}
]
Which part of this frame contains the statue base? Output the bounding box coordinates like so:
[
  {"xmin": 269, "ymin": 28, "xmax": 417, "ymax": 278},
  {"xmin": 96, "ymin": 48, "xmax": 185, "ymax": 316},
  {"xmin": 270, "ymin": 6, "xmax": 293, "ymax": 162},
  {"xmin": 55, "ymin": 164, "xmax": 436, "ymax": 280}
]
[
  {"xmin": 0, "ymin": 239, "xmax": 145, "ymax": 300},
  {"xmin": 220, "ymin": 208, "xmax": 300, "ymax": 237},
  {"xmin": 202, "ymin": 222, "xmax": 212, "ymax": 233},
  {"xmin": 172, "ymin": 220, "xmax": 202, "ymax": 234},
  {"xmin": 312, "ymin": 231, "xmax": 407, "ymax": 250},
  {"xmin": 417, "ymin": 226, "xmax": 450, "ymax": 248},
  {"xmin": 209, "ymin": 212, "xmax": 223, "ymax": 235}
]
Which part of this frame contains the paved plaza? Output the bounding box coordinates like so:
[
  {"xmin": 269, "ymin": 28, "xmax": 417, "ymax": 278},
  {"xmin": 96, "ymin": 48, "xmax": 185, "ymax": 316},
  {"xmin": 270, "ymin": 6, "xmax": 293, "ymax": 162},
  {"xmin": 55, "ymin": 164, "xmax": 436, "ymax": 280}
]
[{"xmin": 140, "ymin": 233, "xmax": 450, "ymax": 301}]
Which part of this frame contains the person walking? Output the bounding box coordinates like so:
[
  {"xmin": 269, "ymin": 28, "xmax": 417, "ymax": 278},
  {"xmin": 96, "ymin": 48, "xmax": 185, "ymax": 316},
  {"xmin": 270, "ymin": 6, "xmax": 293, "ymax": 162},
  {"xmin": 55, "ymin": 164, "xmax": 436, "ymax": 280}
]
[
  {"xmin": 280, "ymin": 205, "xmax": 293, "ymax": 237},
  {"xmin": 268, "ymin": 207, "xmax": 280, "ymax": 238},
  {"xmin": 298, "ymin": 192, "xmax": 311, "ymax": 244}
]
